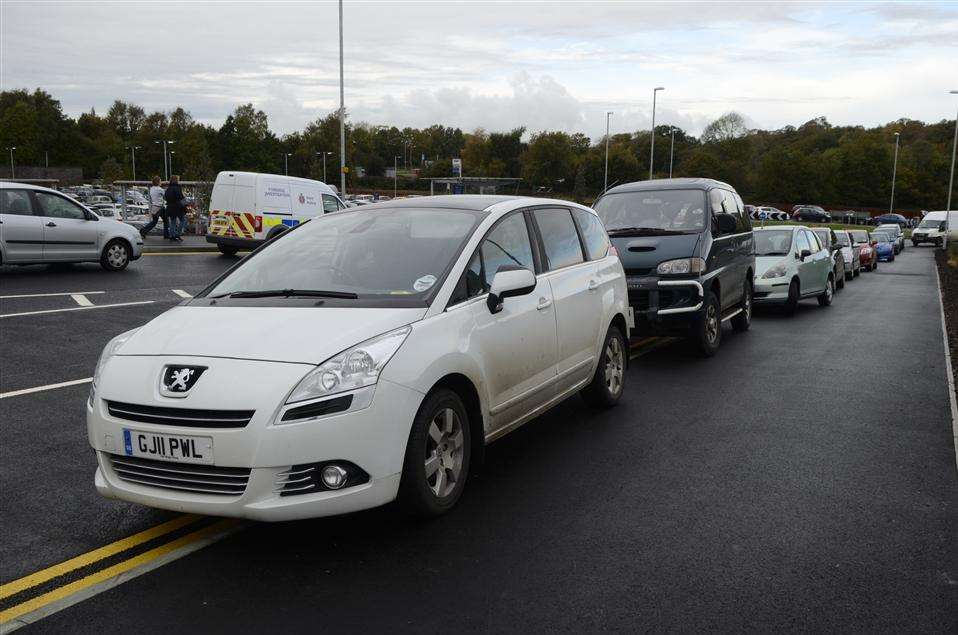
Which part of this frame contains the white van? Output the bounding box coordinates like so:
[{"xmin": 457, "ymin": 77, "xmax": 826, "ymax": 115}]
[
  {"xmin": 206, "ymin": 171, "xmax": 347, "ymax": 255},
  {"xmin": 913, "ymin": 211, "xmax": 947, "ymax": 247}
]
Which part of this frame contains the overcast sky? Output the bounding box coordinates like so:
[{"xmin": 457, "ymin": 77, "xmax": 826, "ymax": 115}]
[{"xmin": 2, "ymin": 1, "xmax": 956, "ymax": 140}]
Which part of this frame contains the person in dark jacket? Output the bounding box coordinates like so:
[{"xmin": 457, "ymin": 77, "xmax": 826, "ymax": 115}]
[{"xmin": 164, "ymin": 175, "xmax": 186, "ymax": 242}]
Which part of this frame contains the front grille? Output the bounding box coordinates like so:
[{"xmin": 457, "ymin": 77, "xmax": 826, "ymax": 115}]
[
  {"xmin": 629, "ymin": 289, "xmax": 676, "ymax": 311},
  {"xmin": 108, "ymin": 454, "xmax": 251, "ymax": 496},
  {"xmin": 107, "ymin": 401, "xmax": 254, "ymax": 428}
]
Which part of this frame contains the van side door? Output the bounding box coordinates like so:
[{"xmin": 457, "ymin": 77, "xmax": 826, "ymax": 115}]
[{"xmin": 709, "ymin": 189, "xmax": 738, "ymax": 310}]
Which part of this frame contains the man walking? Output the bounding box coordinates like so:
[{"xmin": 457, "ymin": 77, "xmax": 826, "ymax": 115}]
[
  {"xmin": 164, "ymin": 175, "xmax": 186, "ymax": 242},
  {"xmin": 139, "ymin": 176, "xmax": 166, "ymax": 238}
]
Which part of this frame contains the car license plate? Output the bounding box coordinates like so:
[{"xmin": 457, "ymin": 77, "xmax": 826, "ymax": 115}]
[{"xmin": 123, "ymin": 429, "xmax": 213, "ymax": 465}]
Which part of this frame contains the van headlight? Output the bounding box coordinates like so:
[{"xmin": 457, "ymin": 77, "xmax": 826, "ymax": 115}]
[
  {"xmin": 91, "ymin": 328, "xmax": 139, "ymax": 396},
  {"xmin": 286, "ymin": 326, "xmax": 411, "ymax": 404},
  {"xmin": 656, "ymin": 258, "xmax": 706, "ymax": 275},
  {"xmin": 761, "ymin": 262, "xmax": 788, "ymax": 279}
]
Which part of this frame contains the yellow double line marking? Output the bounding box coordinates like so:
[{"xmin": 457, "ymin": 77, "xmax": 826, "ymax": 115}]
[{"xmin": 0, "ymin": 515, "xmax": 239, "ymax": 626}]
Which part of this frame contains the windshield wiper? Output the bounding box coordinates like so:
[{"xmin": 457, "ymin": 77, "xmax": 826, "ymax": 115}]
[
  {"xmin": 758, "ymin": 251, "xmax": 789, "ymax": 256},
  {"xmin": 212, "ymin": 288, "xmax": 359, "ymax": 299},
  {"xmin": 608, "ymin": 227, "xmax": 694, "ymax": 236}
]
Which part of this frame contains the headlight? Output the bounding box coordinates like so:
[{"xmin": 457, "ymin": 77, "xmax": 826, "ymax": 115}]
[
  {"xmin": 286, "ymin": 325, "xmax": 411, "ymax": 404},
  {"xmin": 762, "ymin": 262, "xmax": 788, "ymax": 279},
  {"xmin": 92, "ymin": 328, "xmax": 139, "ymax": 392},
  {"xmin": 656, "ymin": 258, "xmax": 706, "ymax": 275}
]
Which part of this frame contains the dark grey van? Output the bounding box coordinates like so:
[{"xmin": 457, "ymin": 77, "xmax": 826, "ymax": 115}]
[{"xmin": 593, "ymin": 178, "xmax": 755, "ymax": 356}]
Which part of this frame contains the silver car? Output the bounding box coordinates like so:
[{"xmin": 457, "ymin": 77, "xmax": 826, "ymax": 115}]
[{"xmin": 0, "ymin": 182, "xmax": 143, "ymax": 271}]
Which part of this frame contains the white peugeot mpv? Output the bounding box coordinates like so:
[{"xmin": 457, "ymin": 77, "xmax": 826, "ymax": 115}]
[{"xmin": 88, "ymin": 196, "xmax": 631, "ymax": 520}]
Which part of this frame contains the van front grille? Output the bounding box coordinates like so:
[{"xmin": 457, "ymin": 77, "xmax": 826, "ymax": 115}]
[{"xmin": 108, "ymin": 454, "xmax": 251, "ymax": 496}]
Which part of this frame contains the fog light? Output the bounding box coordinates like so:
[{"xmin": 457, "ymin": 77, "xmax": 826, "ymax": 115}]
[{"xmin": 321, "ymin": 465, "xmax": 348, "ymax": 489}]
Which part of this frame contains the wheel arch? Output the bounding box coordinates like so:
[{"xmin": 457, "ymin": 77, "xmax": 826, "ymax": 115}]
[{"xmin": 428, "ymin": 373, "xmax": 485, "ymax": 470}]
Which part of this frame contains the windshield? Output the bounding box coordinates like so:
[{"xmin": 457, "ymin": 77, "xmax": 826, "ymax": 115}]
[
  {"xmin": 204, "ymin": 207, "xmax": 480, "ymax": 304},
  {"xmin": 594, "ymin": 189, "xmax": 706, "ymax": 234},
  {"xmin": 754, "ymin": 230, "xmax": 793, "ymax": 256},
  {"xmin": 812, "ymin": 229, "xmax": 830, "ymax": 244},
  {"xmin": 871, "ymin": 233, "xmax": 890, "ymax": 243},
  {"xmin": 849, "ymin": 230, "xmax": 869, "ymax": 243},
  {"xmin": 918, "ymin": 219, "xmax": 944, "ymax": 229},
  {"xmin": 835, "ymin": 232, "xmax": 850, "ymax": 246}
]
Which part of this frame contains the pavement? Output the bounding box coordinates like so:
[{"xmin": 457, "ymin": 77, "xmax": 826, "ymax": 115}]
[
  {"xmin": 140, "ymin": 234, "xmax": 220, "ymax": 254},
  {"xmin": 1, "ymin": 247, "xmax": 955, "ymax": 632}
]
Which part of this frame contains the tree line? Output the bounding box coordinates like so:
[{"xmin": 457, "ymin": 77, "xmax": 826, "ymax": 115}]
[{"xmin": 1, "ymin": 88, "xmax": 955, "ymax": 211}]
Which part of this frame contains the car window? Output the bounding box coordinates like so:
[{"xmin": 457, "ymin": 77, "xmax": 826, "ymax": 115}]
[
  {"xmin": 805, "ymin": 230, "xmax": 821, "ymax": 251},
  {"xmin": 322, "ymin": 194, "xmax": 342, "ymax": 213},
  {"xmin": 795, "ymin": 230, "xmax": 810, "ymax": 253},
  {"xmin": 0, "ymin": 189, "xmax": 34, "ymax": 216},
  {"xmin": 449, "ymin": 251, "xmax": 485, "ymax": 305},
  {"xmin": 35, "ymin": 192, "xmax": 87, "ymax": 220},
  {"xmin": 481, "ymin": 212, "xmax": 536, "ymax": 283},
  {"xmin": 533, "ymin": 208, "xmax": 584, "ymax": 270},
  {"xmin": 572, "ymin": 208, "xmax": 610, "ymax": 261},
  {"xmin": 732, "ymin": 192, "xmax": 751, "ymax": 232}
]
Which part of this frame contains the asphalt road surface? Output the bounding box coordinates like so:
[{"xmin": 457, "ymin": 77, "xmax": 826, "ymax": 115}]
[{"xmin": 1, "ymin": 248, "xmax": 956, "ymax": 632}]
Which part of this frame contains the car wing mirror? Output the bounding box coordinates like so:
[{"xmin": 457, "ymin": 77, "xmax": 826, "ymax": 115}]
[
  {"xmin": 487, "ymin": 267, "xmax": 536, "ymax": 314},
  {"xmin": 715, "ymin": 214, "xmax": 737, "ymax": 235},
  {"xmin": 800, "ymin": 249, "xmax": 812, "ymax": 260}
]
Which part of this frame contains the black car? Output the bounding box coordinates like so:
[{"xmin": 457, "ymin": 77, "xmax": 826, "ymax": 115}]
[
  {"xmin": 594, "ymin": 178, "xmax": 755, "ymax": 357},
  {"xmin": 793, "ymin": 206, "xmax": 832, "ymax": 223},
  {"xmin": 871, "ymin": 213, "xmax": 909, "ymax": 228}
]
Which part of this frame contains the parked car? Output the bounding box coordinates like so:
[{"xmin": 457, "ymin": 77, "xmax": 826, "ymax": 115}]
[
  {"xmin": 912, "ymin": 211, "xmax": 947, "ymax": 247},
  {"xmin": 870, "ymin": 232, "xmax": 896, "ymax": 262},
  {"xmin": 875, "ymin": 223, "xmax": 904, "ymax": 253},
  {"xmin": 792, "ymin": 206, "xmax": 831, "ymax": 223},
  {"xmin": 87, "ymin": 196, "xmax": 631, "ymax": 520},
  {"xmin": 1, "ymin": 182, "xmax": 143, "ymax": 270},
  {"xmin": 206, "ymin": 172, "xmax": 348, "ymax": 256},
  {"xmin": 594, "ymin": 177, "xmax": 754, "ymax": 357},
  {"xmin": 753, "ymin": 225, "xmax": 835, "ymax": 314},
  {"xmin": 848, "ymin": 229, "xmax": 878, "ymax": 271},
  {"xmin": 871, "ymin": 213, "xmax": 908, "ymax": 228},
  {"xmin": 834, "ymin": 230, "xmax": 861, "ymax": 279},
  {"xmin": 759, "ymin": 206, "xmax": 789, "ymax": 221},
  {"xmin": 812, "ymin": 227, "xmax": 846, "ymax": 289}
]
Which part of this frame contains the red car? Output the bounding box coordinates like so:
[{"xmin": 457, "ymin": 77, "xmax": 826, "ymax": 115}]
[{"xmin": 849, "ymin": 229, "xmax": 877, "ymax": 271}]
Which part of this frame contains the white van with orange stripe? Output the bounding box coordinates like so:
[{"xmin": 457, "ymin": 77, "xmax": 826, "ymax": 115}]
[{"xmin": 206, "ymin": 171, "xmax": 347, "ymax": 256}]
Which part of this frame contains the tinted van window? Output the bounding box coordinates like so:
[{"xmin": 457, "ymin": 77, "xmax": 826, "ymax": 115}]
[
  {"xmin": 595, "ymin": 189, "xmax": 706, "ymax": 233},
  {"xmin": 534, "ymin": 208, "xmax": 584, "ymax": 270}
]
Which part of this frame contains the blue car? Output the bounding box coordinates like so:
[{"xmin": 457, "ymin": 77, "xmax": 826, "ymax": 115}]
[{"xmin": 871, "ymin": 232, "xmax": 896, "ymax": 262}]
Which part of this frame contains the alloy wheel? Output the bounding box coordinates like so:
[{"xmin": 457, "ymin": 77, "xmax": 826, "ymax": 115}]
[
  {"xmin": 604, "ymin": 335, "xmax": 624, "ymax": 397},
  {"xmin": 424, "ymin": 408, "xmax": 464, "ymax": 498},
  {"xmin": 107, "ymin": 244, "xmax": 127, "ymax": 268},
  {"xmin": 705, "ymin": 304, "xmax": 719, "ymax": 344}
]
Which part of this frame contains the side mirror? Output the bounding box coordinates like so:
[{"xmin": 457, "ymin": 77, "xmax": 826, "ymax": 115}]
[
  {"xmin": 715, "ymin": 214, "xmax": 737, "ymax": 235},
  {"xmin": 800, "ymin": 249, "xmax": 812, "ymax": 260},
  {"xmin": 487, "ymin": 267, "xmax": 536, "ymax": 314}
]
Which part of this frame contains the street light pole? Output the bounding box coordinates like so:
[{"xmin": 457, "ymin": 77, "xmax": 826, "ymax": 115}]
[
  {"xmin": 317, "ymin": 152, "xmax": 332, "ymax": 182},
  {"xmin": 669, "ymin": 127, "xmax": 676, "ymax": 178},
  {"xmin": 9, "ymin": 146, "xmax": 15, "ymax": 179},
  {"xmin": 338, "ymin": 0, "xmax": 346, "ymax": 196},
  {"xmin": 394, "ymin": 155, "xmax": 399, "ymax": 198},
  {"xmin": 284, "ymin": 153, "xmax": 291, "ymax": 176},
  {"xmin": 889, "ymin": 132, "xmax": 900, "ymax": 214},
  {"xmin": 604, "ymin": 111, "xmax": 613, "ymax": 193},
  {"xmin": 650, "ymin": 87, "xmax": 664, "ymax": 180},
  {"xmin": 45, "ymin": 150, "xmax": 49, "ymax": 169},
  {"xmin": 126, "ymin": 146, "xmax": 140, "ymax": 181},
  {"xmin": 168, "ymin": 151, "xmax": 175, "ymax": 175},
  {"xmin": 948, "ymin": 90, "xmax": 958, "ymax": 212}
]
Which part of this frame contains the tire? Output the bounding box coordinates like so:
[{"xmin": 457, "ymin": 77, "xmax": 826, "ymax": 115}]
[
  {"xmin": 784, "ymin": 278, "xmax": 799, "ymax": 316},
  {"xmin": 731, "ymin": 278, "xmax": 752, "ymax": 332},
  {"xmin": 912, "ymin": 241, "xmax": 919, "ymax": 247},
  {"xmin": 581, "ymin": 325, "xmax": 627, "ymax": 408},
  {"xmin": 836, "ymin": 267, "xmax": 845, "ymax": 289},
  {"xmin": 854, "ymin": 265, "xmax": 860, "ymax": 277},
  {"xmin": 100, "ymin": 239, "xmax": 131, "ymax": 271},
  {"xmin": 398, "ymin": 388, "xmax": 471, "ymax": 518},
  {"xmin": 217, "ymin": 244, "xmax": 239, "ymax": 257},
  {"xmin": 818, "ymin": 275, "xmax": 834, "ymax": 307},
  {"xmin": 890, "ymin": 254, "xmax": 895, "ymax": 262},
  {"xmin": 692, "ymin": 292, "xmax": 722, "ymax": 357},
  {"xmin": 266, "ymin": 227, "xmax": 287, "ymax": 242}
]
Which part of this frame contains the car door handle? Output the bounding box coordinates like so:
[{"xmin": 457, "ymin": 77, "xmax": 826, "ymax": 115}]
[
  {"xmin": 587, "ymin": 279, "xmax": 599, "ymax": 292},
  {"xmin": 46, "ymin": 222, "xmax": 57, "ymax": 227},
  {"xmin": 536, "ymin": 297, "xmax": 552, "ymax": 311}
]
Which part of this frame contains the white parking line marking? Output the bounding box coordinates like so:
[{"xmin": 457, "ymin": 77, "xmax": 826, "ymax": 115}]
[
  {"xmin": 0, "ymin": 378, "xmax": 93, "ymax": 399},
  {"xmin": 0, "ymin": 291, "xmax": 105, "ymax": 300},
  {"xmin": 70, "ymin": 294, "xmax": 94, "ymax": 307},
  {"xmin": 171, "ymin": 289, "xmax": 193, "ymax": 298},
  {"xmin": 0, "ymin": 301, "xmax": 154, "ymax": 319}
]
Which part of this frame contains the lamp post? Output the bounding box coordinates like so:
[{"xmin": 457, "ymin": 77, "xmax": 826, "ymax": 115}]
[
  {"xmin": 8, "ymin": 146, "xmax": 15, "ymax": 179},
  {"xmin": 154, "ymin": 140, "xmax": 173, "ymax": 180},
  {"xmin": 317, "ymin": 151, "xmax": 332, "ymax": 182},
  {"xmin": 889, "ymin": 132, "xmax": 900, "ymax": 214},
  {"xmin": 126, "ymin": 145, "xmax": 141, "ymax": 181},
  {"xmin": 338, "ymin": 0, "xmax": 346, "ymax": 195},
  {"xmin": 603, "ymin": 111, "xmax": 613, "ymax": 193},
  {"xmin": 394, "ymin": 155, "xmax": 400, "ymax": 198},
  {"xmin": 45, "ymin": 150, "xmax": 49, "ymax": 169},
  {"xmin": 947, "ymin": 90, "xmax": 958, "ymax": 212},
  {"xmin": 283, "ymin": 153, "xmax": 292, "ymax": 176},
  {"xmin": 669, "ymin": 127, "xmax": 676, "ymax": 178},
  {"xmin": 649, "ymin": 87, "xmax": 664, "ymax": 180},
  {"xmin": 168, "ymin": 150, "xmax": 175, "ymax": 175}
]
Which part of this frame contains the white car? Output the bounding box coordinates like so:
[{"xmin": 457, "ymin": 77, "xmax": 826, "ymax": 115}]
[
  {"xmin": 88, "ymin": 196, "xmax": 631, "ymax": 520},
  {"xmin": 752, "ymin": 225, "xmax": 835, "ymax": 314},
  {"xmin": 1, "ymin": 182, "xmax": 143, "ymax": 270}
]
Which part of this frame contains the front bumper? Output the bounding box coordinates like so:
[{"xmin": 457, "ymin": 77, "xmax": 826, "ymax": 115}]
[
  {"xmin": 753, "ymin": 277, "xmax": 791, "ymax": 304},
  {"xmin": 626, "ymin": 276, "xmax": 704, "ymax": 333},
  {"xmin": 88, "ymin": 355, "xmax": 425, "ymax": 521}
]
